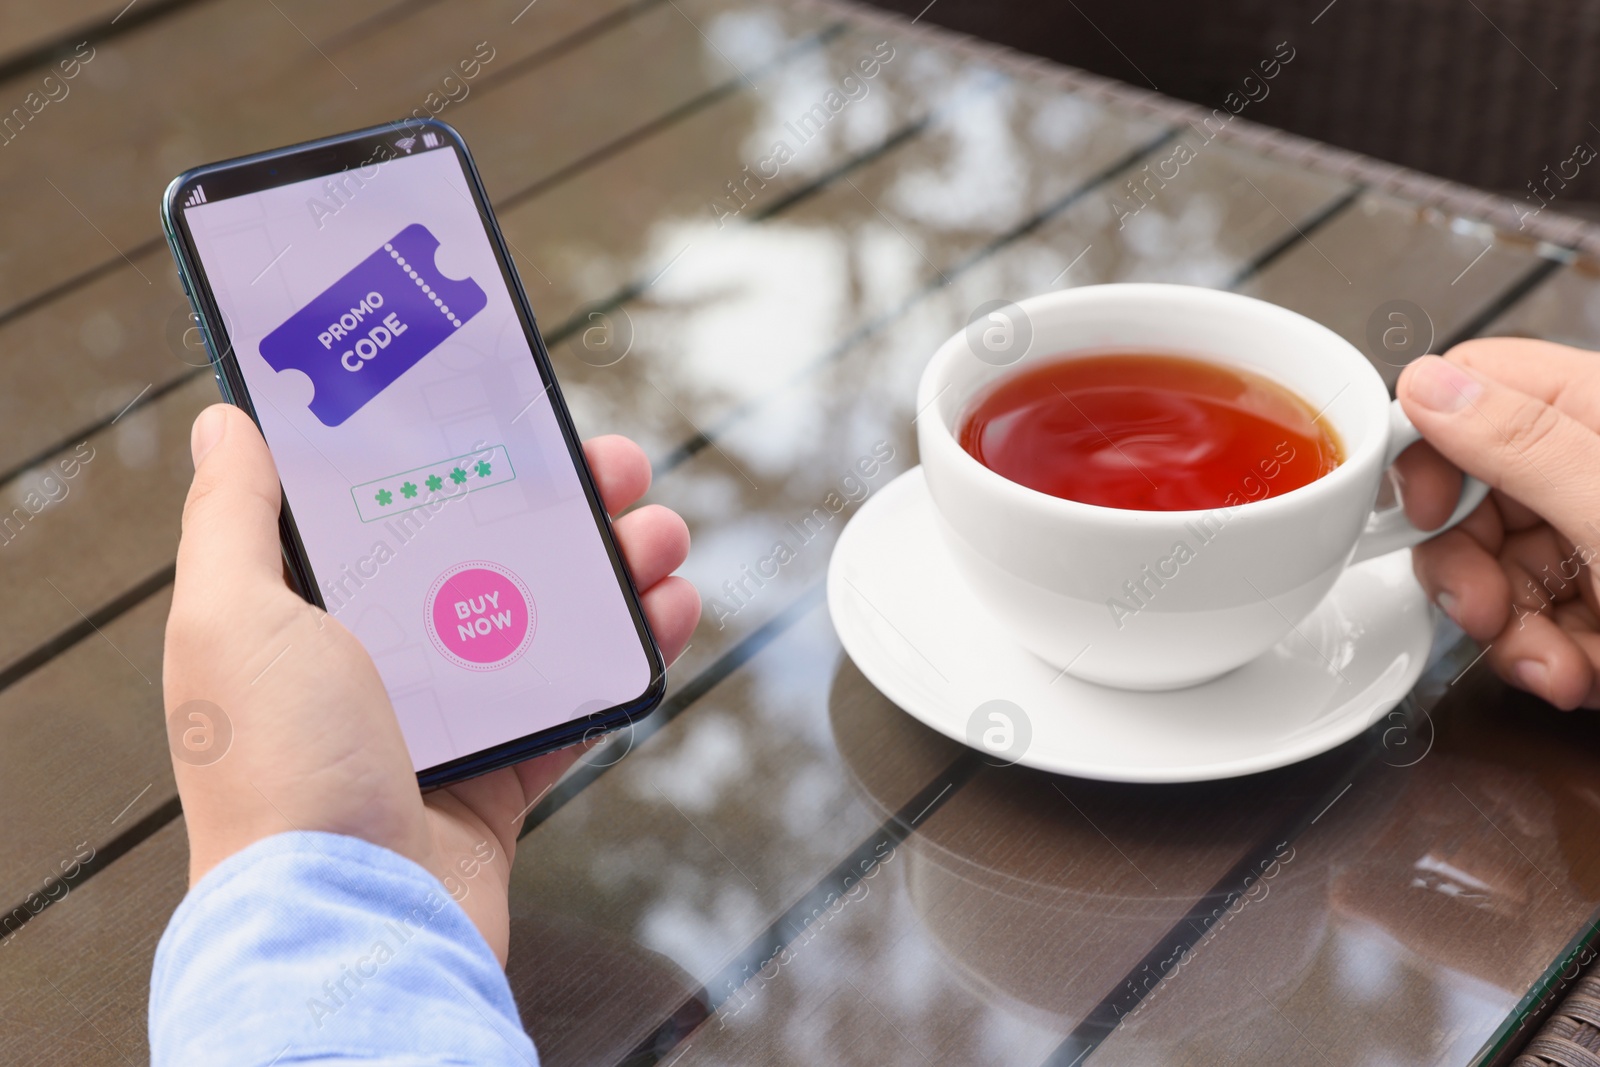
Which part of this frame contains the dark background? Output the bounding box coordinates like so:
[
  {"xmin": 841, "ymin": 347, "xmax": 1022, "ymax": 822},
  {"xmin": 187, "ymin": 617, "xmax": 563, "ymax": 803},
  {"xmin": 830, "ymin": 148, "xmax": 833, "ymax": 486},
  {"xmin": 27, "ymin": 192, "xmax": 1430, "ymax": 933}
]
[{"xmin": 862, "ymin": 0, "xmax": 1600, "ymax": 218}]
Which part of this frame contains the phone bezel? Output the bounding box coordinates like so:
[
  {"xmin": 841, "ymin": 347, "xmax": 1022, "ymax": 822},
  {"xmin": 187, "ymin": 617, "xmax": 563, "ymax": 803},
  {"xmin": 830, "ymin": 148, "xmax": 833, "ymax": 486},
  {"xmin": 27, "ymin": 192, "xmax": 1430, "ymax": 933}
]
[{"xmin": 160, "ymin": 117, "xmax": 666, "ymax": 789}]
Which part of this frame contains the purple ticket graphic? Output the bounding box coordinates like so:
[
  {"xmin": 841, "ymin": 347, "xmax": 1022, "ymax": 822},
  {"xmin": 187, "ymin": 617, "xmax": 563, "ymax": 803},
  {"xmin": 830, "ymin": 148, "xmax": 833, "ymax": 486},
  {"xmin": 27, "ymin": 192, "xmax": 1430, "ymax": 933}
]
[{"xmin": 260, "ymin": 224, "xmax": 487, "ymax": 427}]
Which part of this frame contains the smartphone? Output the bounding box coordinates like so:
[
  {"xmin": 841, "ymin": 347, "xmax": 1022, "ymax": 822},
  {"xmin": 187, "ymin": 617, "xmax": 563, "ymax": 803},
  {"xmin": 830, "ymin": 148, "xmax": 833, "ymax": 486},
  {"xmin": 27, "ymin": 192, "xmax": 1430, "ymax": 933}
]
[{"xmin": 161, "ymin": 118, "xmax": 664, "ymax": 787}]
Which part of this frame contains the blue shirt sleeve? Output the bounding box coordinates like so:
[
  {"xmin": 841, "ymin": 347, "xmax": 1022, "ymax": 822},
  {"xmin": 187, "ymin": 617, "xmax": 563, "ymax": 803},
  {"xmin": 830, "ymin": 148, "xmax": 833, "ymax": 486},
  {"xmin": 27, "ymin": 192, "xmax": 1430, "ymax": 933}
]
[{"xmin": 149, "ymin": 831, "xmax": 539, "ymax": 1066}]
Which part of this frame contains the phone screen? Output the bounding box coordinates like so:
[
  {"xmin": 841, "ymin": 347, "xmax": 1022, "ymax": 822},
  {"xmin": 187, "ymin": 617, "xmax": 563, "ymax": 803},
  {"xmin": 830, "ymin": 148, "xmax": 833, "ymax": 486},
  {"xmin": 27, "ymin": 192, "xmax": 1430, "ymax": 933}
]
[{"xmin": 177, "ymin": 136, "xmax": 655, "ymax": 776}]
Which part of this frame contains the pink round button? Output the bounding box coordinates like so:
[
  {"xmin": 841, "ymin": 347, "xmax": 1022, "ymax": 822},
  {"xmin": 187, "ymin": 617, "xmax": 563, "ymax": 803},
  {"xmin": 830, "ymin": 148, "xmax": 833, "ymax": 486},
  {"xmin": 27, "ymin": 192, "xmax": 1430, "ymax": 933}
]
[{"xmin": 426, "ymin": 561, "xmax": 536, "ymax": 670}]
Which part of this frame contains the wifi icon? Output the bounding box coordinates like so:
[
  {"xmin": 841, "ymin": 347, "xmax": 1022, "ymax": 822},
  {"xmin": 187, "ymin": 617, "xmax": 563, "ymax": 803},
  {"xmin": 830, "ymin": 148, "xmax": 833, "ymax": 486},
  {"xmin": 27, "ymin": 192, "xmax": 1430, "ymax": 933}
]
[{"xmin": 395, "ymin": 137, "xmax": 417, "ymax": 154}]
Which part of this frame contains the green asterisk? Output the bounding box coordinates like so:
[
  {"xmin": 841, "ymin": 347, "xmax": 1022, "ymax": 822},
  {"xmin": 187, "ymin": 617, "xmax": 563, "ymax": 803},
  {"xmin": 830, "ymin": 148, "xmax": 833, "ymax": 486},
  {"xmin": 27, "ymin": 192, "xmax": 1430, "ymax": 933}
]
[
  {"xmin": 474, "ymin": 460, "xmax": 492, "ymax": 478},
  {"xmin": 450, "ymin": 467, "xmax": 468, "ymax": 485},
  {"xmin": 425, "ymin": 474, "xmax": 443, "ymax": 492},
  {"xmin": 400, "ymin": 481, "xmax": 418, "ymax": 499},
  {"xmin": 375, "ymin": 488, "xmax": 393, "ymax": 506}
]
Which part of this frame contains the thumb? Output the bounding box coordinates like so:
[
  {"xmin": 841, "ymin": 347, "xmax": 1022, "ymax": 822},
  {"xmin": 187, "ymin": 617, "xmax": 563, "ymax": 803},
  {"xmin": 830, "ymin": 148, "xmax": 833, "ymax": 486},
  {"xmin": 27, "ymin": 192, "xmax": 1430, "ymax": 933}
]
[
  {"xmin": 1398, "ymin": 355, "xmax": 1600, "ymax": 542},
  {"xmin": 173, "ymin": 404, "xmax": 286, "ymax": 604}
]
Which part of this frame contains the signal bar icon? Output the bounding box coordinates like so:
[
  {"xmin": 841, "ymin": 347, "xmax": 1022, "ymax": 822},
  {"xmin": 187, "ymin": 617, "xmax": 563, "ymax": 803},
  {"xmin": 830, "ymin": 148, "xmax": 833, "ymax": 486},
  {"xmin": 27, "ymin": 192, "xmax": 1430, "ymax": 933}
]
[
  {"xmin": 183, "ymin": 185, "xmax": 207, "ymax": 208},
  {"xmin": 421, "ymin": 132, "xmax": 439, "ymax": 149}
]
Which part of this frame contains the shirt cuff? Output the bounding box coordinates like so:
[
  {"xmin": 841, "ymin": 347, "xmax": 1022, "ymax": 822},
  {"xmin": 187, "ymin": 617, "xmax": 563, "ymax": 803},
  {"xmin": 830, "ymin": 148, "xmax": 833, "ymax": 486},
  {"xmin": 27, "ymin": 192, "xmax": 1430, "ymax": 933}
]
[{"xmin": 149, "ymin": 830, "xmax": 537, "ymax": 1067}]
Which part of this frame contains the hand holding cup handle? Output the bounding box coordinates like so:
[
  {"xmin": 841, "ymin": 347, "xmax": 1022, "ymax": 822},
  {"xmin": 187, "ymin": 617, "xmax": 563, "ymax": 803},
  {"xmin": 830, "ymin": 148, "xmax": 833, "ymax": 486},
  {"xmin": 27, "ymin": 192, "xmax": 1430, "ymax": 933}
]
[
  {"xmin": 1392, "ymin": 345, "xmax": 1600, "ymax": 710},
  {"xmin": 1349, "ymin": 401, "xmax": 1491, "ymax": 564}
]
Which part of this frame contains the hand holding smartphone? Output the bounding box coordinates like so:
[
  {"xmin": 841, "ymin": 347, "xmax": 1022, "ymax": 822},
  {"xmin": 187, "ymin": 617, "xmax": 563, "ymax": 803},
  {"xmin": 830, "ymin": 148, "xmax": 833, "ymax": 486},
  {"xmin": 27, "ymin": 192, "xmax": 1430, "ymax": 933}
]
[{"xmin": 162, "ymin": 120, "xmax": 666, "ymax": 786}]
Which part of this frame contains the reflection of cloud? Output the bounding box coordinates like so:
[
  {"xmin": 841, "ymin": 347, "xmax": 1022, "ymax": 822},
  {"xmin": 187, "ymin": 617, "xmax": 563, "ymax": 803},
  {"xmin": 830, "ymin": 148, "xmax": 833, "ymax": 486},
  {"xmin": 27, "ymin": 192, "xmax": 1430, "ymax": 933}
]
[
  {"xmin": 1330, "ymin": 919, "xmax": 1516, "ymax": 1061},
  {"xmin": 873, "ymin": 903, "xmax": 945, "ymax": 1009},
  {"xmin": 840, "ymin": 79, "xmax": 893, "ymax": 153},
  {"xmin": 1121, "ymin": 196, "xmax": 1231, "ymax": 286},
  {"xmin": 710, "ymin": 16, "xmax": 918, "ymax": 170},
  {"xmin": 707, "ymin": 10, "xmax": 788, "ymax": 72},
  {"xmin": 1028, "ymin": 93, "xmax": 1098, "ymax": 151},
  {"xmin": 679, "ymin": 517, "xmax": 779, "ymax": 597},
  {"xmin": 634, "ymin": 709, "xmax": 745, "ymax": 811},
  {"xmin": 564, "ymin": 64, "xmax": 1302, "ymax": 475},
  {"xmin": 639, "ymin": 221, "xmax": 847, "ymax": 399},
  {"xmin": 780, "ymin": 762, "xmax": 837, "ymax": 836},
  {"xmin": 888, "ymin": 82, "xmax": 1025, "ymax": 231},
  {"xmin": 113, "ymin": 415, "xmax": 158, "ymax": 468},
  {"xmin": 637, "ymin": 882, "xmax": 762, "ymax": 979},
  {"xmin": 1333, "ymin": 919, "xmax": 1405, "ymax": 1002},
  {"xmin": 79, "ymin": 309, "xmax": 124, "ymax": 358},
  {"xmin": 728, "ymin": 31, "xmax": 868, "ymax": 169}
]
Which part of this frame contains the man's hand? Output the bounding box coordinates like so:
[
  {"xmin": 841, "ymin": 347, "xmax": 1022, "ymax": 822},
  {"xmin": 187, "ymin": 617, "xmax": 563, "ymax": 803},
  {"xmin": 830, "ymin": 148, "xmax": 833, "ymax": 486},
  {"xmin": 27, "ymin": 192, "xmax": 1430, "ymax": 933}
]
[
  {"xmin": 1394, "ymin": 339, "xmax": 1600, "ymax": 710},
  {"xmin": 163, "ymin": 404, "xmax": 699, "ymax": 962}
]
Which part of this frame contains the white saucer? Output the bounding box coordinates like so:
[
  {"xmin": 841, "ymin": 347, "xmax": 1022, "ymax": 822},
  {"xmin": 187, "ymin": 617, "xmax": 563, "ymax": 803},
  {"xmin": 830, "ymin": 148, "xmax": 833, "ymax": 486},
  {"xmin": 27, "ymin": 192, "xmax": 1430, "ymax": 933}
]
[{"xmin": 826, "ymin": 467, "xmax": 1438, "ymax": 783}]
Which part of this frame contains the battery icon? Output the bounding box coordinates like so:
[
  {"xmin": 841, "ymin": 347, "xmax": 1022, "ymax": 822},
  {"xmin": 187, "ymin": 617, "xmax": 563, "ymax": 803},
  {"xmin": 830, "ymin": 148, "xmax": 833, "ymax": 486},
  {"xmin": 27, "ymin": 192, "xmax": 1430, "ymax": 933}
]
[{"xmin": 421, "ymin": 132, "xmax": 439, "ymax": 149}]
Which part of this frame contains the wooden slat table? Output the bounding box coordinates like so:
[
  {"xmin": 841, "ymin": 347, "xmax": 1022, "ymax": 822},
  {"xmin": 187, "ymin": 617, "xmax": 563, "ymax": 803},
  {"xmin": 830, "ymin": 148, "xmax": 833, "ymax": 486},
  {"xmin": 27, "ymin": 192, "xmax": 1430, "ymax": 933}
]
[{"xmin": 5, "ymin": 0, "xmax": 1600, "ymax": 1063}]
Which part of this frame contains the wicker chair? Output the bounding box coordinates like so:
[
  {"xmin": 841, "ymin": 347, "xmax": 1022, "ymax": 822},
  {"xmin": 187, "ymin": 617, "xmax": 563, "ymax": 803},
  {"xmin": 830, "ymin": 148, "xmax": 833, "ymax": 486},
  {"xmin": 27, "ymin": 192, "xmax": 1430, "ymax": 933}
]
[
  {"xmin": 857, "ymin": 0, "xmax": 1600, "ymax": 212},
  {"xmin": 1515, "ymin": 972, "xmax": 1600, "ymax": 1066}
]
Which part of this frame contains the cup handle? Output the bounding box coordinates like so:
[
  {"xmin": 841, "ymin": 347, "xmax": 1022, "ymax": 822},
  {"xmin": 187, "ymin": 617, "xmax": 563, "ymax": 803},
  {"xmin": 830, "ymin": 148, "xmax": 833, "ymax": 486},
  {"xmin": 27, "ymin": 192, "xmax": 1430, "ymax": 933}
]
[{"xmin": 1349, "ymin": 399, "xmax": 1490, "ymax": 564}]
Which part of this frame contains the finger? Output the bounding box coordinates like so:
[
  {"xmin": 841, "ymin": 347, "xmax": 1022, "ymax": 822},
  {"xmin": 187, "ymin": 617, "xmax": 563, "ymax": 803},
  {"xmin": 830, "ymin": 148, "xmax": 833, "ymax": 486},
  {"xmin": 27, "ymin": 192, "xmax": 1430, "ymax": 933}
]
[
  {"xmin": 1523, "ymin": 575, "xmax": 1600, "ymax": 710},
  {"xmin": 431, "ymin": 767, "xmax": 530, "ymax": 862},
  {"xmin": 612, "ymin": 504, "xmax": 690, "ymax": 592},
  {"xmin": 1392, "ymin": 439, "xmax": 1462, "ymax": 531},
  {"xmin": 1410, "ymin": 528, "xmax": 1511, "ymax": 641},
  {"xmin": 174, "ymin": 405, "xmax": 285, "ymax": 599},
  {"xmin": 1494, "ymin": 490, "xmax": 1544, "ymax": 532},
  {"xmin": 433, "ymin": 740, "xmax": 594, "ymax": 867},
  {"xmin": 584, "ymin": 435, "xmax": 651, "ymax": 516},
  {"xmin": 1501, "ymin": 553, "xmax": 1559, "ymax": 615},
  {"xmin": 640, "ymin": 575, "xmax": 700, "ymax": 665},
  {"xmin": 1553, "ymin": 597, "xmax": 1600, "ymax": 633},
  {"xmin": 1577, "ymin": 644, "xmax": 1600, "ymax": 709},
  {"xmin": 1398, "ymin": 356, "xmax": 1600, "ymax": 547},
  {"xmin": 1551, "ymin": 615, "xmax": 1600, "ymax": 709},
  {"xmin": 1500, "ymin": 525, "xmax": 1582, "ymax": 605},
  {"xmin": 1484, "ymin": 607, "xmax": 1595, "ymax": 710},
  {"xmin": 1408, "ymin": 488, "xmax": 1504, "ymax": 561},
  {"xmin": 511, "ymin": 740, "xmax": 591, "ymax": 811},
  {"xmin": 1447, "ymin": 337, "xmax": 1600, "ymax": 430},
  {"xmin": 482, "ymin": 740, "xmax": 590, "ymax": 846},
  {"xmin": 1455, "ymin": 492, "xmax": 1507, "ymax": 556}
]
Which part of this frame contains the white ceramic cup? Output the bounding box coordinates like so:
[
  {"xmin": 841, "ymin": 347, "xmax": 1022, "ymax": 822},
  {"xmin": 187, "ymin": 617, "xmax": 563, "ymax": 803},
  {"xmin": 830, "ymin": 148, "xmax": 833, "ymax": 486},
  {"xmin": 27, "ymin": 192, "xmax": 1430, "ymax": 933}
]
[{"xmin": 916, "ymin": 283, "xmax": 1487, "ymax": 691}]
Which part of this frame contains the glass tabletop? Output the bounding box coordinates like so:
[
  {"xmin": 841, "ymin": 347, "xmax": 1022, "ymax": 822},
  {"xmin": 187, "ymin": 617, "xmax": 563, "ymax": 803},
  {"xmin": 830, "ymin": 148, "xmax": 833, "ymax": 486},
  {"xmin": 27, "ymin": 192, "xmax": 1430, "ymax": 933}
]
[{"xmin": 3, "ymin": 0, "xmax": 1600, "ymax": 1063}]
